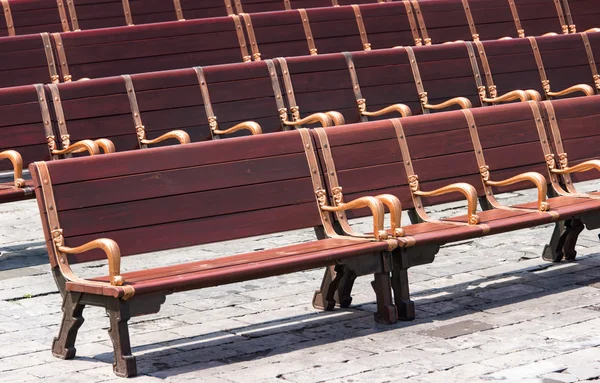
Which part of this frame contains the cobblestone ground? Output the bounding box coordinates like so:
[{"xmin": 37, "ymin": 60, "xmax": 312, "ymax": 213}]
[{"xmin": 0, "ymin": 182, "xmax": 599, "ymax": 383}]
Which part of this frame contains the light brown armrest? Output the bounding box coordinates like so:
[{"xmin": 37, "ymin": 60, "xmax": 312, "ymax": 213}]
[
  {"xmin": 283, "ymin": 112, "xmax": 334, "ymax": 128},
  {"xmin": 0, "ymin": 150, "xmax": 24, "ymax": 188},
  {"xmin": 411, "ymin": 178, "xmax": 480, "ymax": 225},
  {"xmin": 57, "ymin": 238, "xmax": 125, "ymax": 287},
  {"xmin": 485, "ymin": 170, "xmax": 549, "ymax": 211},
  {"xmin": 213, "ymin": 121, "xmax": 262, "ymax": 136},
  {"xmin": 52, "ymin": 139, "xmax": 100, "ymax": 156},
  {"xmin": 420, "ymin": 93, "xmax": 472, "ymax": 110},
  {"xmin": 483, "ymin": 90, "xmax": 529, "ymax": 103},
  {"xmin": 376, "ymin": 194, "xmax": 404, "ymax": 237},
  {"xmin": 141, "ymin": 130, "xmax": 191, "ymax": 145},
  {"xmin": 552, "ymin": 159, "xmax": 600, "ymax": 175},
  {"xmin": 547, "ymin": 84, "xmax": 595, "ymax": 98},
  {"xmin": 525, "ymin": 90, "xmax": 542, "ymax": 101},
  {"xmin": 73, "ymin": 138, "xmax": 116, "ymax": 154},
  {"xmin": 585, "ymin": 28, "xmax": 600, "ymax": 33},
  {"xmin": 319, "ymin": 194, "xmax": 388, "ymax": 240},
  {"xmin": 325, "ymin": 111, "xmax": 345, "ymax": 126},
  {"xmin": 542, "ymin": 32, "xmax": 559, "ymax": 36},
  {"xmin": 360, "ymin": 102, "xmax": 412, "ymax": 118}
]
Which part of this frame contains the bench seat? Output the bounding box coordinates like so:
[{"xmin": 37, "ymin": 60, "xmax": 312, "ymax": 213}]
[
  {"xmin": 0, "ymin": 179, "xmax": 34, "ymax": 203},
  {"xmin": 83, "ymin": 238, "xmax": 392, "ymax": 297}
]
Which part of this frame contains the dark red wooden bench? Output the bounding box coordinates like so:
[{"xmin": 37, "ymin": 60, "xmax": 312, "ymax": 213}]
[
  {"xmin": 310, "ymin": 99, "xmax": 600, "ymax": 318},
  {"xmin": 235, "ymin": 0, "xmax": 384, "ymax": 14},
  {"xmin": 31, "ymin": 128, "xmax": 405, "ymax": 377},
  {"xmin": 413, "ymin": 0, "xmax": 569, "ymax": 45},
  {"xmin": 0, "ymin": 0, "xmax": 68, "ymax": 37}
]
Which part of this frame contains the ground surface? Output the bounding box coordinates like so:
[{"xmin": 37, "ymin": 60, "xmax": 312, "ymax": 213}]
[{"xmin": 0, "ymin": 182, "xmax": 599, "ymax": 383}]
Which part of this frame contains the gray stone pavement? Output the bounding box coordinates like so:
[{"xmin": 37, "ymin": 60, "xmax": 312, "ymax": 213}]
[{"xmin": 0, "ymin": 182, "xmax": 599, "ymax": 383}]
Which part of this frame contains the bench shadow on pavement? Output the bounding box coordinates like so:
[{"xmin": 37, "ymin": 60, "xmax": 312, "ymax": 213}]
[
  {"xmin": 86, "ymin": 251, "xmax": 600, "ymax": 379},
  {"xmin": 0, "ymin": 241, "xmax": 48, "ymax": 270}
]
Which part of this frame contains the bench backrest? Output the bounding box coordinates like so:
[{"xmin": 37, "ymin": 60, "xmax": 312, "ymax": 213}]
[
  {"xmin": 0, "ymin": 0, "xmax": 66, "ymax": 37},
  {"xmin": 0, "ymin": 84, "xmax": 52, "ymax": 171},
  {"xmin": 0, "ymin": 33, "xmax": 57, "ymax": 88},
  {"xmin": 44, "ymin": 60, "xmax": 284, "ymax": 151},
  {"xmin": 542, "ymin": 95, "xmax": 600, "ymax": 184},
  {"xmin": 562, "ymin": 0, "xmax": 598, "ymax": 33},
  {"xmin": 53, "ymin": 16, "xmax": 249, "ymax": 82},
  {"xmin": 31, "ymin": 130, "xmax": 326, "ymax": 264},
  {"xmin": 244, "ymin": 3, "xmax": 418, "ymax": 60},
  {"xmin": 236, "ymin": 0, "xmax": 380, "ymax": 14}
]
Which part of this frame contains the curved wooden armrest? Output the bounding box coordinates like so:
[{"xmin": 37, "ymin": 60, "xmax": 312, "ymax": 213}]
[
  {"xmin": 0, "ymin": 150, "xmax": 24, "ymax": 188},
  {"xmin": 525, "ymin": 89, "xmax": 542, "ymax": 101},
  {"xmin": 552, "ymin": 159, "xmax": 600, "ymax": 175},
  {"xmin": 72, "ymin": 138, "xmax": 115, "ymax": 154},
  {"xmin": 414, "ymin": 182, "xmax": 480, "ymax": 225},
  {"xmin": 487, "ymin": 172, "xmax": 548, "ymax": 211},
  {"xmin": 542, "ymin": 32, "xmax": 559, "ymax": 36},
  {"xmin": 499, "ymin": 36, "xmax": 513, "ymax": 40},
  {"xmin": 141, "ymin": 130, "xmax": 191, "ymax": 145},
  {"xmin": 585, "ymin": 28, "xmax": 600, "ymax": 33},
  {"xmin": 422, "ymin": 95, "xmax": 472, "ymax": 110},
  {"xmin": 362, "ymin": 104, "xmax": 412, "ymax": 118},
  {"xmin": 52, "ymin": 139, "xmax": 100, "ymax": 156},
  {"xmin": 443, "ymin": 40, "xmax": 465, "ymax": 44},
  {"xmin": 325, "ymin": 111, "xmax": 345, "ymax": 126},
  {"xmin": 376, "ymin": 194, "xmax": 404, "ymax": 237},
  {"xmin": 284, "ymin": 112, "xmax": 333, "ymax": 128},
  {"xmin": 320, "ymin": 196, "xmax": 388, "ymax": 240},
  {"xmin": 213, "ymin": 121, "xmax": 262, "ymax": 136},
  {"xmin": 547, "ymin": 84, "xmax": 595, "ymax": 98},
  {"xmin": 58, "ymin": 238, "xmax": 124, "ymax": 286},
  {"xmin": 483, "ymin": 90, "xmax": 529, "ymax": 103}
]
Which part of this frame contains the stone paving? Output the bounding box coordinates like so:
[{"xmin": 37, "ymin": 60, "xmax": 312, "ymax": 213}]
[{"xmin": 0, "ymin": 181, "xmax": 599, "ymax": 382}]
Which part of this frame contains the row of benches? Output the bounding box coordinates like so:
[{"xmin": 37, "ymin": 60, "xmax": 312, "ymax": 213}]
[
  {"xmin": 1, "ymin": 0, "xmax": 598, "ymax": 37},
  {"xmin": 1, "ymin": 31, "xmax": 597, "ymax": 197},
  {"xmin": 32, "ymin": 93, "xmax": 600, "ymax": 377},
  {"xmin": 5, "ymin": 0, "xmax": 600, "ymax": 89}
]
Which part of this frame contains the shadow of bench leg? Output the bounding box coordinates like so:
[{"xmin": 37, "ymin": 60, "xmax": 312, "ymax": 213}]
[
  {"xmin": 390, "ymin": 267, "xmax": 415, "ymax": 321},
  {"xmin": 106, "ymin": 299, "xmax": 137, "ymax": 378},
  {"xmin": 52, "ymin": 292, "xmax": 84, "ymax": 359},
  {"xmin": 372, "ymin": 271, "xmax": 398, "ymax": 324}
]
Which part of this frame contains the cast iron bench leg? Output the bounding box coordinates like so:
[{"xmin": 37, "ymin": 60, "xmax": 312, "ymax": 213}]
[
  {"xmin": 106, "ymin": 299, "xmax": 137, "ymax": 378},
  {"xmin": 542, "ymin": 221, "xmax": 567, "ymax": 262},
  {"xmin": 391, "ymin": 267, "xmax": 415, "ymax": 321},
  {"xmin": 313, "ymin": 264, "xmax": 355, "ymax": 310},
  {"xmin": 372, "ymin": 271, "xmax": 398, "ymax": 324},
  {"xmin": 563, "ymin": 218, "xmax": 585, "ymax": 261},
  {"xmin": 52, "ymin": 292, "xmax": 85, "ymax": 359}
]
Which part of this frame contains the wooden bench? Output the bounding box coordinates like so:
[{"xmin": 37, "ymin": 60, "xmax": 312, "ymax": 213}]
[
  {"xmin": 310, "ymin": 99, "xmax": 600, "ymax": 317},
  {"xmin": 561, "ymin": 0, "xmax": 600, "ymax": 33},
  {"xmin": 234, "ymin": 0, "xmax": 384, "ymax": 14},
  {"xmin": 413, "ymin": 0, "xmax": 570, "ymax": 44}
]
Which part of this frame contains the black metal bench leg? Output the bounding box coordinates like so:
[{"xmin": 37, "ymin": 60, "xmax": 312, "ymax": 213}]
[
  {"xmin": 371, "ymin": 272, "xmax": 398, "ymax": 324},
  {"xmin": 106, "ymin": 299, "xmax": 137, "ymax": 378},
  {"xmin": 313, "ymin": 265, "xmax": 344, "ymax": 311},
  {"xmin": 52, "ymin": 292, "xmax": 84, "ymax": 359},
  {"xmin": 563, "ymin": 218, "xmax": 585, "ymax": 261},
  {"xmin": 390, "ymin": 267, "xmax": 415, "ymax": 321},
  {"xmin": 542, "ymin": 220, "xmax": 567, "ymax": 262}
]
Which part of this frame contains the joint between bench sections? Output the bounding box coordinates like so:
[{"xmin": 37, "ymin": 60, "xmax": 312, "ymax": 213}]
[
  {"xmin": 298, "ymin": 9, "xmax": 317, "ymax": 55},
  {"xmin": 65, "ymin": 0, "xmax": 79, "ymax": 31}
]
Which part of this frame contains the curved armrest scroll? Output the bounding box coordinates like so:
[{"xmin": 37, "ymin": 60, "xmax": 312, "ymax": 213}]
[
  {"xmin": 547, "ymin": 84, "xmax": 595, "ymax": 98},
  {"xmin": 422, "ymin": 94, "xmax": 472, "ymax": 110},
  {"xmin": 483, "ymin": 90, "xmax": 529, "ymax": 103},
  {"xmin": 525, "ymin": 89, "xmax": 542, "ymax": 101},
  {"xmin": 58, "ymin": 238, "xmax": 124, "ymax": 287},
  {"xmin": 141, "ymin": 130, "xmax": 191, "ymax": 145},
  {"xmin": 486, "ymin": 172, "xmax": 548, "ymax": 211},
  {"xmin": 213, "ymin": 121, "xmax": 262, "ymax": 136},
  {"xmin": 325, "ymin": 111, "xmax": 345, "ymax": 126},
  {"xmin": 320, "ymin": 196, "xmax": 388, "ymax": 240},
  {"xmin": 52, "ymin": 139, "xmax": 100, "ymax": 156},
  {"xmin": 283, "ymin": 112, "xmax": 333, "ymax": 128},
  {"xmin": 362, "ymin": 103, "xmax": 412, "ymax": 118},
  {"xmin": 72, "ymin": 138, "xmax": 115, "ymax": 154},
  {"xmin": 0, "ymin": 150, "xmax": 24, "ymax": 188},
  {"xmin": 414, "ymin": 182, "xmax": 480, "ymax": 224},
  {"xmin": 376, "ymin": 194, "xmax": 404, "ymax": 237},
  {"xmin": 552, "ymin": 159, "xmax": 600, "ymax": 175},
  {"xmin": 585, "ymin": 28, "xmax": 600, "ymax": 33}
]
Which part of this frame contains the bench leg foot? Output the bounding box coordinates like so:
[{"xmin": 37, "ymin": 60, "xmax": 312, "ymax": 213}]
[
  {"xmin": 391, "ymin": 268, "xmax": 415, "ymax": 321},
  {"xmin": 542, "ymin": 221, "xmax": 567, "ymax": 262},
  {"xmin": 371, "ymin": 272, "xmax": 398, "ymax": 324},
  {"xmin": 52, "ymin": 292, "xmax": 84, "ymax": 360},
  {"xmin": 313, "ymin": 264, "xmax": 356, "ymax": 310},
  {"xmin": 106, "ymin": 299, "xmax": 137, "ymax": 378},
  {"xmin": 563, "ymin": 218, "xmax": 584, "ymax": 261}
]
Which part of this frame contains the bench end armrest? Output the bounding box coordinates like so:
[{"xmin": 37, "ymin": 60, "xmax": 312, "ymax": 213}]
[
  {"xmin": 0, "ymin": 150, "xmax": 24, "ymax": 188},
  {"xmin": 483, "ymin": 167, "xmax": 549, "ymax": 211}
]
